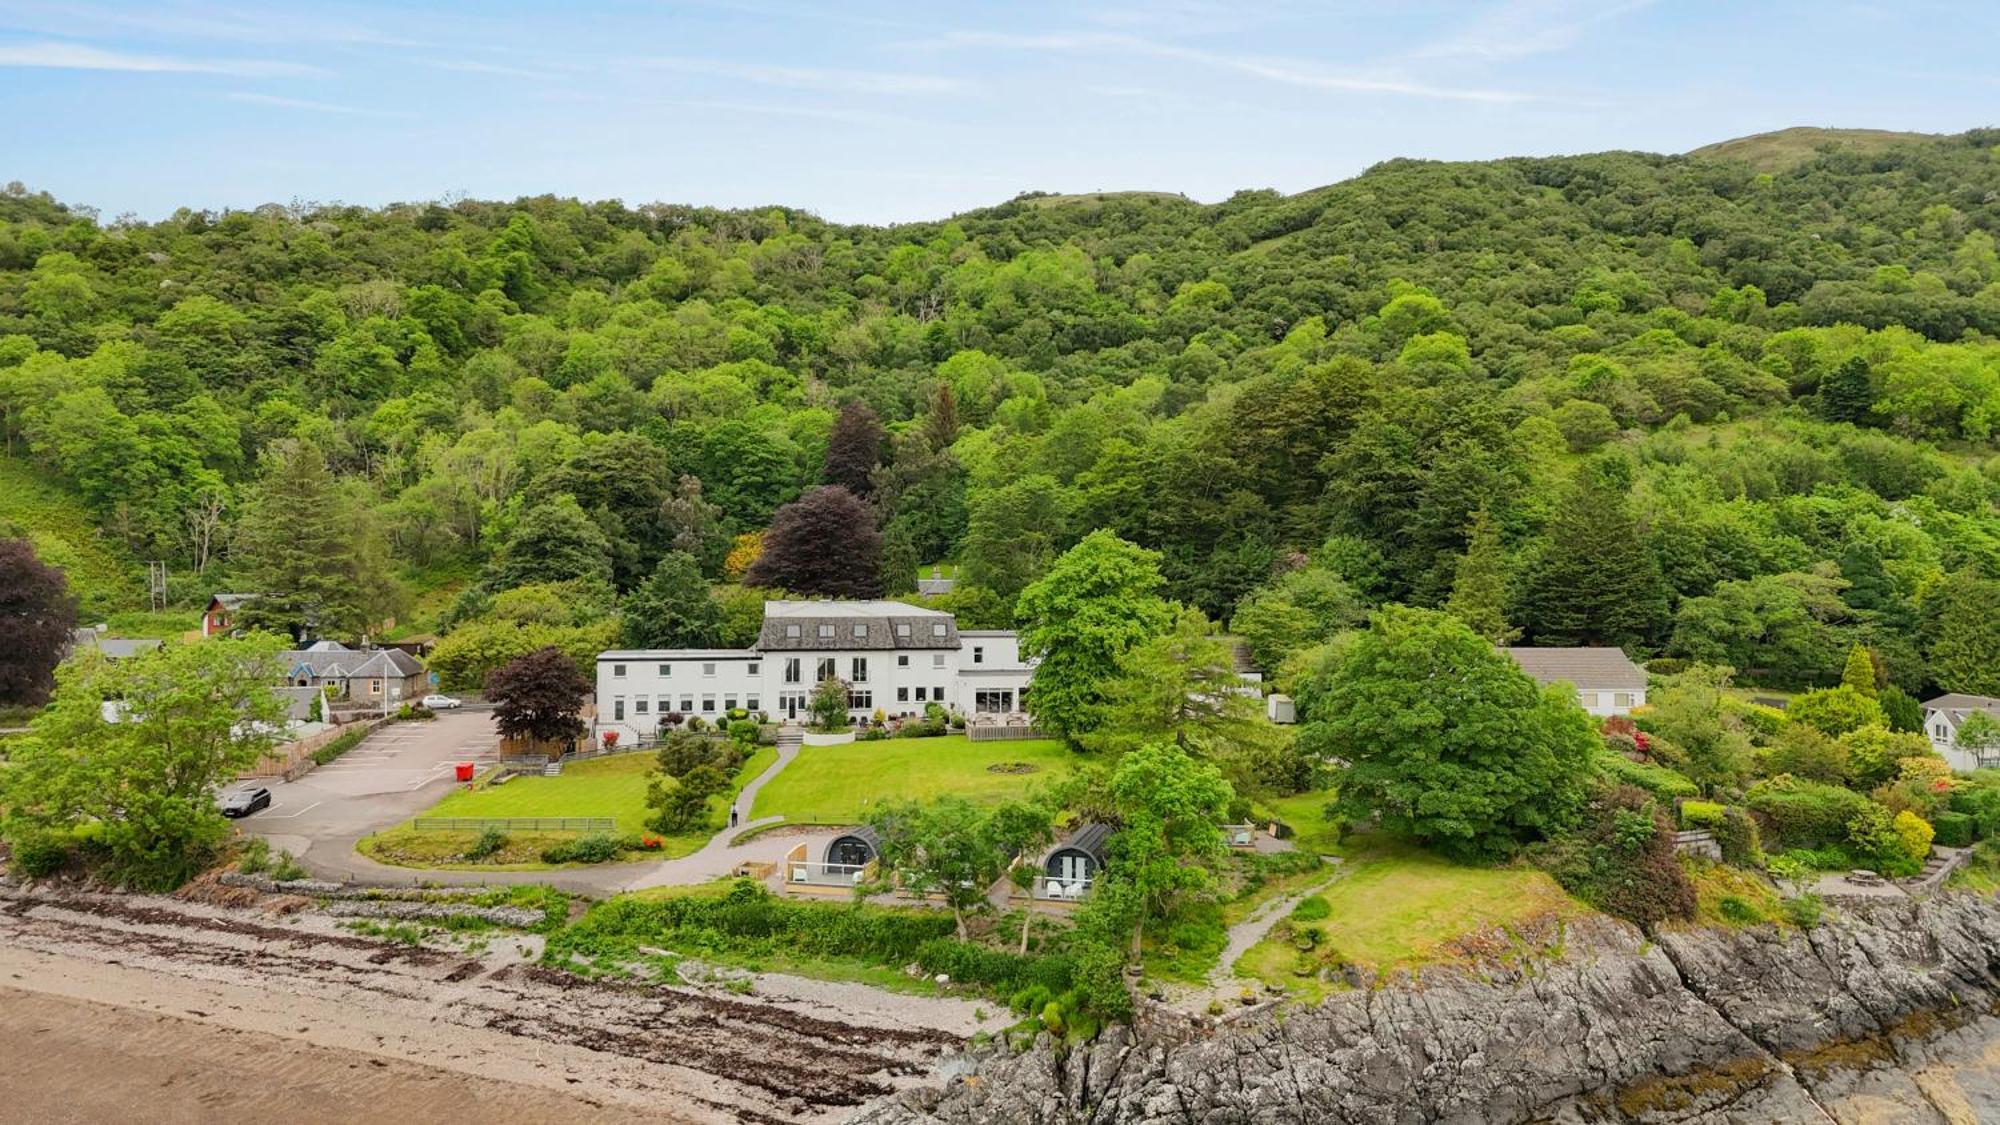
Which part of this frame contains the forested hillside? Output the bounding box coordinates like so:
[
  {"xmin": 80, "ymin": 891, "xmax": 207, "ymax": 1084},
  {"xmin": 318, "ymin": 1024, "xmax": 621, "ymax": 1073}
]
[{"xmin": 4, "ymin": 127, "xmax": 2000, "ymax": 696}]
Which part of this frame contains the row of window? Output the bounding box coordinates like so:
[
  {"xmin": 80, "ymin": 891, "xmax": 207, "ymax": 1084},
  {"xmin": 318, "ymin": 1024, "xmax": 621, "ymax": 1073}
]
[
  {"xmin": 609, "ymin": 694, "xmax": 764, "ymax": 721},
  {"xmin": 1578, "ymin": 691, "xmax": 1639, "ymax": 709},
  {"xmin": 607, "ymin": 689, "xmax": 963, "ymax": 721},
  {"xmin": 611, "ymin": 653, "xmax": 960, "ymax": 682},
  {"xmin": 610, "ymin": 661, "xmax": 760, "ymax": 679},
  {"xmin": 783, "ymin": 621, "xmax": 949, "ymax": 641}
]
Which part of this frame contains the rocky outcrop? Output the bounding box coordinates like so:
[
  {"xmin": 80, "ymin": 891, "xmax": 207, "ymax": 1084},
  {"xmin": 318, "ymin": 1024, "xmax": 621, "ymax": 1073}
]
[{"xmin": 859, "ymin": 896, "xmax": 2000, "ymax": 1124}]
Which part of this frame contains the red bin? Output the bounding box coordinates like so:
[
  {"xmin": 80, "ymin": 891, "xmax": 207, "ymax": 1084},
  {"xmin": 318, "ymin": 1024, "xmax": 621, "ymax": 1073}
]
[{"xmin": 454, "ymin": 761, "xmax": 475, "ymax": 782}]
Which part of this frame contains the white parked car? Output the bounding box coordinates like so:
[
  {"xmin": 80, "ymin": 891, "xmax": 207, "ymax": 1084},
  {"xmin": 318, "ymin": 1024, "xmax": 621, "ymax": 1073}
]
[{"xmin": 421, "ymin": 694, "xmax": 462, "ymax": 710}]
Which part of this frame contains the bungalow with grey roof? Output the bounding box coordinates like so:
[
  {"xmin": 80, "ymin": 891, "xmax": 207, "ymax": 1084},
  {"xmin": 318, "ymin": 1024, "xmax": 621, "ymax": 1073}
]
[
  {"xmin": 1505, "ymin": 646, "xmax": 1649, "ymax": 717},
  {"xmin": 280, "ymin": 640, "xmax": 426, "ymax": 710}
]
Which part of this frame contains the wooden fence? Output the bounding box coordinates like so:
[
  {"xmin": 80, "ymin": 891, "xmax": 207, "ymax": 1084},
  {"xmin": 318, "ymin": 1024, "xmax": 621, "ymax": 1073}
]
[{"xmin": 967, "ymin": 724, "xmax": 1050, "ymax": 742}]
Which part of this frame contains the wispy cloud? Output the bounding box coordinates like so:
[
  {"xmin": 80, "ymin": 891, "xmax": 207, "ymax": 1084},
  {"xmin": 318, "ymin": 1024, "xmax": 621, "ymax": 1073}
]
[
  {"xmin": 0, "ymin": 1, "xmax": 431, "ymax": 49},
  {"xmin": 669, "ymin": 97, "xmax": 920, "ymax": 128},
  {"xmin": 226, "ymin": 91, "xmax": 406, "ymax": 116},
  {"xmin": 413, "ymin": 56, "xmax": 566, "ymax": 81},
  {"xmin": 0, "ymin": 39, "xmax": 320, "ymax": 76},
  {"xmin": 1409, "ymin": 0, "xmax": 1656, "ymax": 62},
  {"xmin": 634, "ymin": 56, "xmax": 968, "ymax": 96},
  {"xmin": 922, "ymin": 31, "xmax": 1534, "ymax": 103}
]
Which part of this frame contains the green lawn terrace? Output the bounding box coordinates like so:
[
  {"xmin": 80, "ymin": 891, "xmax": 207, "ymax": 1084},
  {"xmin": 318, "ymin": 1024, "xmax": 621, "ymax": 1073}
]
[
  {"xmin": 361, "ymin": 746, "xmax": 775, "ymax": 870},
  {"xmin": 750, "ymin": 734, "xmax": 1074, "ymax": 826}
]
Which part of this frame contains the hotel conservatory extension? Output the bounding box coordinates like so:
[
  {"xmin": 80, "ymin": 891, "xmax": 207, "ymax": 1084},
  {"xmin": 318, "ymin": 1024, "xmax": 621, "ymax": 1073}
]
[{"xmin": 594, "ymin": 600, "xmax": 1033, "ymax": 740}]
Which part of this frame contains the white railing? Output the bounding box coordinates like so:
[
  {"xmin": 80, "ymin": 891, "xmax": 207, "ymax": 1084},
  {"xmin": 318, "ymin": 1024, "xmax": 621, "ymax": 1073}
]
[
  {"xmin": 787, "ymin": 860, "xmax": 868, "ymax": 887},
  {"xmin": 1032, "ymin": 873, "xmax": 1094, "ymax": 901}
]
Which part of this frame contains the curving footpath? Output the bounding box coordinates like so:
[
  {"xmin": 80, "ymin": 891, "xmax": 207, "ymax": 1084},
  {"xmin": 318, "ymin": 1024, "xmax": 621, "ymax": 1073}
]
[{"xmin": 288, "ymin": 729, "xmax": 824, "ymax": 896}]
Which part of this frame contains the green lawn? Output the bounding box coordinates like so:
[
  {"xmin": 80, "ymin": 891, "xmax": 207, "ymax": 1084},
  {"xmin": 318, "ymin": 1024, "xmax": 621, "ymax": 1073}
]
[
  {"xmin": 1233, "ymin": 837, "xmax": 1582, "ymax": 1000},
  {"xmin": 423, "ymin": 753, "xmax": 656, "ymax": 831},
  {"xmin": 1257, "ymin": 789, "xmax": 1345, "ymax": 855},
  {"xmin": 362, "ymin": 745, "xmax": 778, "ymax": 869},
  {"xmin": 751, "ymin": 735, "xmax": 1074, "ymax": 825}
]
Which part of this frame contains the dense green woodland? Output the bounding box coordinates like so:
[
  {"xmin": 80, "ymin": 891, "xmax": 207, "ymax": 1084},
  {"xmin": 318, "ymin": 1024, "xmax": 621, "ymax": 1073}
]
[{"xmin": 6, "ymin": 128, "xmax": 2000, "ymax": 698}]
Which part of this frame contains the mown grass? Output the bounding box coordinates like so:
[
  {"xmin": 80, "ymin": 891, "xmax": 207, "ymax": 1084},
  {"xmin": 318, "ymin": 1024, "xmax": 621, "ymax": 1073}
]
[
  {"xmin": 1232, "ymin": 835, "xmax": 1582, "ymax": 1000},
  {"xmin": 750, "ymin": 735, "xmax": 1074, "ymax": 825},
  {"xmin": 360, "ymin": 745, "xmax": 778, "ymax": 869},
  {"xmin": 1257, "ymin": 789, "xmax": 1345, "ymax": 855}
]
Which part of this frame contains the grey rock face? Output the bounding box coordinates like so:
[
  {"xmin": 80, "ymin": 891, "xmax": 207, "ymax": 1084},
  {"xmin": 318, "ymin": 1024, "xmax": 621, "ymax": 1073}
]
[{"xmin": 859, "ymin": 897, "xmax": 2000, "ymax": 1124}]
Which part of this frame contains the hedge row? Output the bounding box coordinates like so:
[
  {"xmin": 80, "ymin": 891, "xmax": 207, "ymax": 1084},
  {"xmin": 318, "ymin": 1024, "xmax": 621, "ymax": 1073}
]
[
  {"xmin": 912, "ymin": 939, "xmax": 1074, "ymax": 995},
  {"xmin": 1599, "ymin": 753, "xmax": 1699, "ymax": 799},
  {"xmin": 546, "ymin": 881, "xmax": 957, "ymax": 966}
]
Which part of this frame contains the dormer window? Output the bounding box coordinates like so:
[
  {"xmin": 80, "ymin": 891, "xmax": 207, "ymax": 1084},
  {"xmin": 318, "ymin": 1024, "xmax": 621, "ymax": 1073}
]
[
  {"xmin": 785, "ymin": 624, "xmax": 801, "ymax": 638},
  {"xmin": 818, "ymin": 624, "xmax": 835, "ymax": 639},
  {"xmin": 932, "ymin": 624, "xmax": 947, "ymax": 638},
  {"xmin": 853, "ymin": 623, "xmax": 867, "ymax": 639},
  {"xmin": 896, "ymin": 623, "xmax": 911, "ymax": 638}
]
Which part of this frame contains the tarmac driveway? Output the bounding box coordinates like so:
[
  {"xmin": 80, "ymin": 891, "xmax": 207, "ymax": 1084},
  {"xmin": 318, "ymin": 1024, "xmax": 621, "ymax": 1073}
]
[{"xmin": 231, "ymin": 710, "xmax": 498, "ymax": 871}]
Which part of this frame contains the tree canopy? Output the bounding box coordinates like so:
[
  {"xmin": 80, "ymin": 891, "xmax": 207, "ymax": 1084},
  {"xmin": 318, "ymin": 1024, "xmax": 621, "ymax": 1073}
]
[
  {"xmin": 0, "ymin": 537, "xmax": 76, "ymax": 706},
  {"xmin": 1297, "ymin": 606, "xmax": 1599, "ymax": 861},
  {"xmin": 1016, "ymin": 531, "xmax": 1175, "ymax": 742}
]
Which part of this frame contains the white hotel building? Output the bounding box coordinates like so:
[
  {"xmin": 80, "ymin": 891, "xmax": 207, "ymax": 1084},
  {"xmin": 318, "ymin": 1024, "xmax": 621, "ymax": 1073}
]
[{"xmin": 594, "ymin": 600, "xmax": 1034, "ymax": 740}]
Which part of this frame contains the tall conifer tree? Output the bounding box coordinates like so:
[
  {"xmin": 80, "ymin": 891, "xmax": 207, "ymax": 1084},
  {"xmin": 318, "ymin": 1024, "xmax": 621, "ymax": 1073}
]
[
  {"xmin": 1444, "ymin": 508, "xmax": 1518, "ymax": 643},
  {"xmin": 1518, "ymin": 459, "xmax": 1668, "ymax": 650}
]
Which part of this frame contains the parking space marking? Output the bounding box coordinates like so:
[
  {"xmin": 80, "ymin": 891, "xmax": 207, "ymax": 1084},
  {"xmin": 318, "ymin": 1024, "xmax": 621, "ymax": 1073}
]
[{"xmin": 256, "ymin": 801, "xmax": 322, "ymax": 820}]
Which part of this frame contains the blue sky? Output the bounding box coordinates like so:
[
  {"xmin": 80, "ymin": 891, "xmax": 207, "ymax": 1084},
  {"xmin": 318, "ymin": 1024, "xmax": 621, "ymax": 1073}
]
[{"xmin": 0, "ymin": 1, "xmax": 1994, "ymax": 225}]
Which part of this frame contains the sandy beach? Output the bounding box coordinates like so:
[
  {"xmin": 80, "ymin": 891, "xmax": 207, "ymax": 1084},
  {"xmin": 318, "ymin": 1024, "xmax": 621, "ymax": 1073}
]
[{"xmin": 0, "ymin": 882, "xmax": 984, "ymax": 1124}]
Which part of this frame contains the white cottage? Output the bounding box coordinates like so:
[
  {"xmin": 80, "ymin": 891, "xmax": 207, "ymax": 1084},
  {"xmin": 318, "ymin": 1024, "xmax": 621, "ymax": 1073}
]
[
  {"xmin": 1922, "ymin": 693, "xmax": 2000, "ymax": 771},
  {"xmin": 595, "ymin": 600, "xmax": 1034, "ymax": 741},
  {"xmin": 1505, "ymin": 647, "xmax": 1649, "ymax": 717}
]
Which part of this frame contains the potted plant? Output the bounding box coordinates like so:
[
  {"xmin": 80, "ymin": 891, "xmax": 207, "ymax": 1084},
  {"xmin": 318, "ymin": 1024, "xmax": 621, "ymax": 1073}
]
[{"xmin": 602, "ymin": 729, "xmax": 620, "ymax": 750}]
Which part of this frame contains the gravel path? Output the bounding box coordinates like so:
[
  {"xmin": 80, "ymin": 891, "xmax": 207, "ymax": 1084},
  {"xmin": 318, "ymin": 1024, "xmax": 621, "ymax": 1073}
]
[
  {"xmin": 1169, "ymin": 861, "xmax": 1345, "ymax": 1013},
  {"xmin": 296, "ymin": 732, "xmax": 813, "ymax": 894}
]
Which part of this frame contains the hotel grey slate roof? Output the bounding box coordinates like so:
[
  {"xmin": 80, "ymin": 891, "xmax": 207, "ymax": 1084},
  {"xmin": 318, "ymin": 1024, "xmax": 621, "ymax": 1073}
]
[
  {"xmin": 1504, "ymin": 646, "xmax": 1647, "ymax": 690},
  {"xmin": 756, "ymin": 600, "xmax": 960, "ymax": 651}
]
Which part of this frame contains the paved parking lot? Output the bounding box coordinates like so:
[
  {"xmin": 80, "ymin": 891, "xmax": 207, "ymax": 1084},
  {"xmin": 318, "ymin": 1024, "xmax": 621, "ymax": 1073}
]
[{"xmin": 233, "ymin": 711, "xmax": 499, "ymax": 871}]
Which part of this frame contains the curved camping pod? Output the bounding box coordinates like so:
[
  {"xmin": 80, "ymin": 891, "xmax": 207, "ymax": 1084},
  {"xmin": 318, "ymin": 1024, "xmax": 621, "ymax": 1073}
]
[
  {"xmin": 1039, "ymin": 822, "xmax": 1111, "ymax": 899},
  {"xmin": 824, "ymin": 825, "xmax": 881, "ymax": 869}
]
